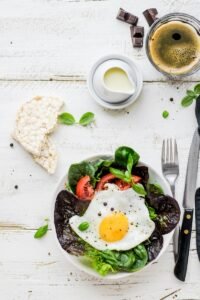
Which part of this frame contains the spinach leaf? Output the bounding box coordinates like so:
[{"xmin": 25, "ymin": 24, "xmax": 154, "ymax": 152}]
[
  {"xmin": 148, "ymin": 183, "xmax": 164, "ymax": 195},
  {"xmin": 68, "ymin": 162, "xmax": 96, "ymax": 192},
  {"xmin": 85, "ymin": 244, "xmax": 148, "ymax": 276},
  {"xmin": 115, "ymin": 146, "xmax": 140, "ymax": 169},
  {"xmin": 92, "ymin": 159, "xmax": 114, "ymax": 181}
]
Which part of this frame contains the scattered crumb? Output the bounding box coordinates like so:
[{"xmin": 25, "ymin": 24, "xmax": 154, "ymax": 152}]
[
  {"xmin": 14, "ymin": 185, "xmax": 18, "ymax": 189},
  {"xmin": 49, "ymin": 78, "xmax": 53, "ymax": 81},
  {"xmin": 169, "ymin": 97, "xmax": 174, "ymax": 102},
  {"xmin": 48, "ymin": 252, "xmax": 51, "ymax": 256},
  {"xmin": 126, "ymin": 111, "xmax": 130, "ymax": 114},
  {"xmin": 10, "ymin": 143, "xmax": 14, "ymax": 148},
  {"xmin": 29, "ymin": 174, "xmax": 32, "ymax": 177},
  {"xmin": 70, "ymin": 272, "xmax": 73, "ymax": 276},
  {"xmin": 10, "ymin": 41, "xmax": 13, "ymax": 45}
]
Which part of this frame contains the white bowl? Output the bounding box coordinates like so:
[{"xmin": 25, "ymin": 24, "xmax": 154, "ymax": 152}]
[
  {"xmin": 87, "ymin": 54, "xmax": 143, "ymax": 110},
  {"xmin": 52, "ymin": 154, "xmax": 173, "ymax": 280}
]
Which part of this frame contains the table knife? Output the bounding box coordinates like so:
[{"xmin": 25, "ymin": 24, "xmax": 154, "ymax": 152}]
[
  {"xmin": 195, "ymin": 188, "xmax": 200, "ymax": 261},
  {"xmin": 174, "ymin": 129, "xmax": 200, "ymax": 281}
]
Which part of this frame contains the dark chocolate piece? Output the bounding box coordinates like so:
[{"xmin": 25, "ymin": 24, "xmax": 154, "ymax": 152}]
[
  {"xmin": 132, "ymin": 37, "xmax": 143, "ymax": 48},
  {"xmin": 116, "ymin": 8, "xmax": 138, "ymax": 25},
  {"xmin": 143, "ymin": 8, "xmax": 158, "ymax": 26},
  {"xmin": 130, "ymin": 26, "xmax": 144, "ymax": 38}
]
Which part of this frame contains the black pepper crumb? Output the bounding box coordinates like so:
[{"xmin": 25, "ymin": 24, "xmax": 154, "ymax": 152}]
[
  {"xmin": 98, "ymin": 212, "xmax": 102, "ymax": 217},
  {"xmin": 70, "ymin": 272, "xmax": 73, "ymax": 276},
  {"xmin": 48, "ymin": 252, "xmax": 51, "ymax": 256},
  {"xmin": 126, "ymin": 111, "xmax": 130, "ymax": 114},
  {"xmin": 29, "ymin": 174, "xmax": 32, "ymax": 177},
  {"xmin": 14, "ymin": 185, "xmax": 18, "ymax": 189},
  {"xmin": 176, "ymin": 87, "xmax": 179, "ymax": 90},
  {"xmin": 49, "ymin": 78, "xmax": 53, "ymax": 81},
  {"xmin": 10, "ymin": 143, "xmax": 14, "ymax": 148},
  {"xmin": 170, "ymin": 97, "xmax": 174, "ymax": 102},
  {"xmin": 103, "ymin": 202, "xmax": 107, "ymax": 206},
  {"xmin": 10, "ymin": 41, "xmax": 13, "ymax": 45},
  {"xmin": 110, "ymin": 207, "xmax": 114, "ymax": 211}
]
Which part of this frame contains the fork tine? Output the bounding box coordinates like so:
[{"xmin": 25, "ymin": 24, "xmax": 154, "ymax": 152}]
[
  {"xmin": 166, "ymin": 139, "xmax": 170, "ymax": 162},
  {"xmin": 170, "ymin": 138, "xmax": 173, "ymax": 162},
  {"xmin": 162, "ymin": 139, "xmax": 166, "ymax": 163},
  {"xmin": 174, "ymin": 139, "xmax": 179, "ymax": 164}
]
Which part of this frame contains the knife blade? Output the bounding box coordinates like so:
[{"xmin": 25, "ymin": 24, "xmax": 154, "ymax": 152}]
[
  {"xmin": 195, "ymin": 188, "xmax": 200, "ymax": 261},
  {"xmin": 174, "ymin": 129, "xmax": 200, "ymax": 281}
]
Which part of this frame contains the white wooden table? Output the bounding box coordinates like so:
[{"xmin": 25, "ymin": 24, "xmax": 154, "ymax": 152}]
[{"xmin": 1, "ymin": 0, "xmax": 200, "ymax": 299}]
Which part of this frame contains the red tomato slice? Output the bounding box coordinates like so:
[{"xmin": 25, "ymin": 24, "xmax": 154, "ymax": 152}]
[
  {"xmin": 96, "ymin": 173, "xmax": 116, "ymax": 191},
  {"xmin": 76, "ymin": 175, "xmax": 95, "ymax": 201},
  {"xmin": 132, "ymin": 175, "xmax": 142, "ymax": 184},
  {"xmin": 96, "ymin": 173, "xmax": 142, "ymax": 191}
]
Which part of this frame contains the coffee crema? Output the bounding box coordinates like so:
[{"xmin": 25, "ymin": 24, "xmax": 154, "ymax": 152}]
[{"xmin": 149, "ymin": 21, "xmax": 200, "ymax": 75}]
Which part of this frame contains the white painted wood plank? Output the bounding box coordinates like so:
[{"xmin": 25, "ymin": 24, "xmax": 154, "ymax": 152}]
[
  {"xmin": 0, "ymin": 230, "xmax": 200, "ymax": 300},
  {"xmin": 0, "ymin": 80, "xmax": 198, "ymax": 227},
  {"xmin": 0, "ymin": 0, "xmax": 199, "ymax": 80}
]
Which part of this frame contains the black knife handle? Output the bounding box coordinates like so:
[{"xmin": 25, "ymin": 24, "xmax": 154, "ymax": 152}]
[
  {"xmin": 174, "ymin": 208, "xmax": 193, "ymax": 281},
  {"xmin": 195, "ymin": 188, "xmax": 200, "ymax": 260}
]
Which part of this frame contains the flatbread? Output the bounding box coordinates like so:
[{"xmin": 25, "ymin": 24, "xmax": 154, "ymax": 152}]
[
  {"xmin": 13, "ymin": 96, "xmax": 63, "ymax": 156},
  {"xmin": 33, "ymin": 136, "xmax": 58, "ymax": 174}
]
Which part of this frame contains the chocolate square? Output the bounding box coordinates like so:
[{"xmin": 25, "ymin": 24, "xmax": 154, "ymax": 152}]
[
  {"xmin": 132, "ymin": 37, "xmax": 143, "ymax": 48},
  {"xmin": 116, "ymin": 8, "xmax": 138, "ymax": 26},
  {"xmin": 130, "ymin": 26, "xmax": 144, "ymax": 38},
  {"xmin": 143, "ymin": 8, "xmax": 158, "ymax": 26}
]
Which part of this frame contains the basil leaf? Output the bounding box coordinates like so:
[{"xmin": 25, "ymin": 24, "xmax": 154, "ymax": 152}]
[
  {"xmin": 162, "ymin": 110, "xmax": 169, "ymax": 119},
  {"xmin": 34, "ymin": 224, "xmax": 48, "ymax": 239},
  {"xmin": 148, "ymin": 183, "xmax": 164, "ymax": 195},
  {"xmin": 194, "ymin": 83, "xmax": 200, "ymax": 94},
  {"xmin": 132, "ymin": 183, "xmax": 147, "ymax": 196},
  {"xmin": 79, "ymin": 112, "xmax": 95, "ymax": 126},
  {"xmin": 127, "ymin": 154, "xmax": 134, "ymax": 175},
  {"xmin": 147, "ymin": 205, "xmax": 157, "ymax": 220},
  {"xmin": 186, "ymin": 89, "xmax": 196, "ymax": 97},
  {"xmin": 109, "ymin": 167, "xmax": 130, "ymax": 182},
  {"xmin": 78, "ymin": 222, "xmax": 90, "ymax": 231},
  {"xmin": 181, "ymin": 95, "xmax": 196, "ymax": 107},
  {"xmin": 58, "ymin": 112, "xmax": 76, "ymax": 125}
]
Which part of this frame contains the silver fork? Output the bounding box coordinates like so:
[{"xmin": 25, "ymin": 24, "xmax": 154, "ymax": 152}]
[{"xmin": 162, "ymin": 138, "xmax": 180, "ymax": 261}]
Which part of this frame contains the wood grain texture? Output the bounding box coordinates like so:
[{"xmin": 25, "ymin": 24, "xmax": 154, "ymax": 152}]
[
  {"xmin": 0, "ymin": 0, "xmax": 199, "ymax": 81},
  {"xmin": 1, "ymin": 0, "xmax": 200, "ymax": 299}
]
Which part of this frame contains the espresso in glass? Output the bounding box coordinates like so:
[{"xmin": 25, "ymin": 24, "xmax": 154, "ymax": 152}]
[{"xmin": 146, "ymin": 13, "xmax": 200, "ymax": 77}]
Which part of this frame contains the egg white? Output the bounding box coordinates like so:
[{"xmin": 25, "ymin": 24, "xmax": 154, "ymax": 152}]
[{"xmin": 69, "ymin": 184, "xmax": 155, "ymax": 251}]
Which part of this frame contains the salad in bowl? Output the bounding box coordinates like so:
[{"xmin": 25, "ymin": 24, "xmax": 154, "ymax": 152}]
[{"xmin": 53, "ymin": 146, "xmax": 180, "ymax": 278}]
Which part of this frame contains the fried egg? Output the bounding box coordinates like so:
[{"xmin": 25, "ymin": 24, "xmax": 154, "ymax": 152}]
[{"xmin": 69, "ymin": 184, "xmax": 155, "ymax": 251}]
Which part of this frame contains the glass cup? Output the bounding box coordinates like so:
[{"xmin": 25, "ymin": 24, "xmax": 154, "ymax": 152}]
[{"xmin": 145, "ymin": 13, "xmax": 200, "ymax": 78}]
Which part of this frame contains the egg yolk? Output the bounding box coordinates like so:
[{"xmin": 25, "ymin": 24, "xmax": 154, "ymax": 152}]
[{"xmin": 99, "ymin": 212, "xmax": 129, "ymax": 242}]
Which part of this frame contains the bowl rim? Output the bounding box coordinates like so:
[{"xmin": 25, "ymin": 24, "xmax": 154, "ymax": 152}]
[
  {"xmin": 51, "ymin": 153, "xmax": 173, "ymax": 280},
  {"xmin": 87, "ymin": 54, "xmax": 143, "ymax": 110}
]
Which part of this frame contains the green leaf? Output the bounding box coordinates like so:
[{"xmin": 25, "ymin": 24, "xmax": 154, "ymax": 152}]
[
  {"xmin": 79, "ymin": 112, "xmax": 95, "ymax": 126},
  {"xmin": 127, "ymin": 154, "xmax": 134, "ymax": 175},
  {"xmin": 186, "ymin": 89, "xmax": 196, "ymax": 97},
  {"xmin": 194, "ymin": 83, "xmax": 200, "ymax": 94},
  {"xmin": 162, "ymin": 110, "xmax": 169, "ymax": 119},
  {"xmin": 68, "ymin": 162, "xmax": 96, "ymax": 192},
  {"xmin": 109, "ymin": 167, "xmax": 130, "ymax": 182},
  {"xmin": 132, "ymin": 183, "xmax": 147, "ymax": 196},
  {"xmin": 34, "ymin": 224, "xmax": 48, "ymax": 239},
  {"xmin": 78, "ymin": 222, "xmax": 90, "ymax": 231},
  {"xmin": 58, "ymin": 112, "xmax": 76, "ymax": 125},
  {"xmin": 148, "ymin": 183, "xmax": 164, "ymax": 195},
  {"xmin": 115, "ymin": 146, "xmax": 140, "ymax": 169},
  {"xmin": 181, "ymin": 95, "xmax": 196, "ymax": 107},
  {"xmin": 147, "ymin": 205, "xmax": 157, "ymax": 220}
]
